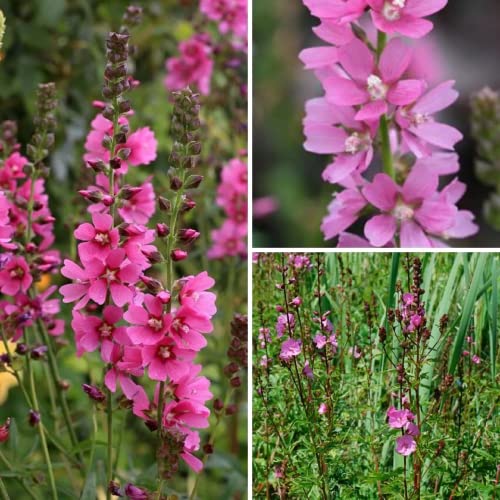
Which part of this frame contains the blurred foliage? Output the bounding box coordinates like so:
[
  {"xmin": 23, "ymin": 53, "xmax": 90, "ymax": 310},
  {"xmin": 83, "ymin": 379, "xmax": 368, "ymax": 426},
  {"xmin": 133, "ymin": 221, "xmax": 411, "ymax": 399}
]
[{"xmin": 0, "ymin": 1, "xmax": 247, "ymax": 498}]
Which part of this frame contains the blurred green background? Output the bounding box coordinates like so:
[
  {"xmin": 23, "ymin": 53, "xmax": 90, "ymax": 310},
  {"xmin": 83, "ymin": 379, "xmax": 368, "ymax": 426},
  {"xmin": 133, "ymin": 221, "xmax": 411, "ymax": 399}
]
[{"xmin": 253, "ymin": 0, "xmax": 500, "ymax": 247}]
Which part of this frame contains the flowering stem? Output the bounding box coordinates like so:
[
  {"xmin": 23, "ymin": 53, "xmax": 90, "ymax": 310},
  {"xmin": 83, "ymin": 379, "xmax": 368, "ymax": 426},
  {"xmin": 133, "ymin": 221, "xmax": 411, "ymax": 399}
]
[
  {"xmin": 0, "ymin": 477, "xmax": 10, "ymax": 500},
  {"xmin": 106, "ymin": 387, "xmax": 113, "ymax": 500},
  {"xmin": 375, "ymin": 31, "xmax": 395, "ymax": 180},
  {"xmin": 25, "ymin": 328, "xmax": 58, "ymax": 500},
  {"xmin": 379, "ymin": 115, "xmax": 394, "ymax": 179}
]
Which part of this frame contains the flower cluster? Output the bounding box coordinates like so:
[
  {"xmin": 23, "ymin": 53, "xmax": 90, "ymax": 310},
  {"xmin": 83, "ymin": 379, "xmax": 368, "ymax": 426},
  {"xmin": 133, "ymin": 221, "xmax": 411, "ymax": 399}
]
[
  {"xmin": 0, "ymin": 84, "xmax": 64, "ymax": 344},
  {"xmin": 387, "ymin": 406, "xmax": 419, "ymax": 456},
  {"xmin": 208, "ymin": 156, "xmax": 248, "ymax": 260},
  {"xmin": 301, "ymin": 0, "xmax": 478, "ymax": 247},
  {"xmin": 165, "ymin": 0, "xmax": 248, "ymax": 96},
  {"xmin": 59, "ymin": 21, "xmax": 216, "ymax": 477}
]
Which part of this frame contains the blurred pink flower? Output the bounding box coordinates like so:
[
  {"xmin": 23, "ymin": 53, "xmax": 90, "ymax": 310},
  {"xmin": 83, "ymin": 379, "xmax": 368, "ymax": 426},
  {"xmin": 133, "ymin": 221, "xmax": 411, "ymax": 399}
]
[{"xmin": 396, "ymin": 434, "xmax": 417, "ymax": 456}]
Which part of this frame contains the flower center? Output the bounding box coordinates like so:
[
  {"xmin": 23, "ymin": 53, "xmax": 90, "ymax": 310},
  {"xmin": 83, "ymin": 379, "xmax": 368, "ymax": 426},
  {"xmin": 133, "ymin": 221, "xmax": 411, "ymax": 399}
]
[
  {"xmin": 392, "ymin": 201, "xmax": 414, "ymax": 221},
  {"xmin": 410, "ymin": 112, "xmax": 430, "ymax": 126},
  {"xmin": 172, "ymin": 318, "xmax": 190, "ymax": 334},
  {"xmin": 158, "ymin": 345, "xmax": 172, "ymax": 359},
  {"xmin": 147, "ymin": 317, "xmax": 163, "ymax": 331},
  {"xmin": 103, "ymin": 268, "xmax": 118, "ymax": 282},
  {"xmin": 10, "ymin": 266, "xmax": 24, "ymax": 279},
  {"xmin": 367, "ymin": 75, "xmax": 388, "ymax": 100},
  {"xmin": 344, "ymin": 132, "xmax": 371, "ymax": 154},
  {"xmin": 94, "ymin": 232, "xmax": 110, "ymax": 245},
  {"xmin": 382, "ymin": 0, "xmax": 405, "ymax": 21},
  {"xmin": 99, "ymin": 323, "xmax": 113, "ymax": 338}
]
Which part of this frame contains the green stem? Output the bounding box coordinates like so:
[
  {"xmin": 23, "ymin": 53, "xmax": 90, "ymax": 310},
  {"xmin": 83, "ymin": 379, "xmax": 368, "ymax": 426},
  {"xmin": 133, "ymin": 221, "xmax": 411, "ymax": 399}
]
[
  {"xmin": 25, "ymin": 328, "xmax": 58, "ymax": 500},
  {"xmin": 379, "ymin": 115, "xmax": 394, "ymax": 179},
  {"xmin": 0, "ymin": 451, "xmax": 39, "ymax": 500},
  {"xmin": 106, "ymin": 385, "xmax": 113, "ymax": 500},
  {"xmin": 376, "ymin": 31, "xmax": 394, "ymax": 180},
  {"xmin": 0, "ymin": 477, "xmax": 10, "ymax": 500}
]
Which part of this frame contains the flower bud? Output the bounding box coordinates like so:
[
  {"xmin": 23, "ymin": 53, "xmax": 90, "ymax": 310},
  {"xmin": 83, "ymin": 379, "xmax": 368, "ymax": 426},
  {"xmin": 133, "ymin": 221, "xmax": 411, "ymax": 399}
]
[
  {"xmin": 184, "ymin": 175, "xmax": 203, "ymax": 189},
  {"xmin": 28, "ymin": 410, "xmax": 40, "ymax": 427},
  {"xmin": 31, "ymin": 345, "xmax": 48, "ymax": 360},
  {"xmin": 82, "ymin": 384, "xmax": 106, "ymax": 403},
  {"xmin": 0, "ymin": 418, "xmax": 11, "ymax": 443},
  {"xmin": 158, "ymin": 196, "xmax": 171, "ymax": 212},
  {"xmin": 156, "ymin": 223, "xmax": 170, "ymax": 238},
  {"xmin": 178, "ymin": 228, "xmax": 200, "ymax": 243},
  {"xmin": 171, "ymin": 249, "xmax": 188, "ymax": 262}
]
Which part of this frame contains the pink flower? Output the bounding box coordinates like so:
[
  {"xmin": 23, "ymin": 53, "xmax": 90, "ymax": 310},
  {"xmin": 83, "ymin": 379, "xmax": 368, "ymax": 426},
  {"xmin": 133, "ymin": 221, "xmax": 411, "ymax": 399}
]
[
  {"xmin": 0, "ymin": 256, "xmax": 32, "ymax": 295},
  {"xmin": 318, "ymin": 403, "xmax": 328, "ymax": 415},
  {"xmin": 60, "ymin": 249, "xmax": 140, "ymax": 309},
  {"xmin": 387, "ymin": 406, "xmax": 415, "ymax": 429},
  {"xmin": 169, "ymin": 305, "xmax": 214, "ymax": 351},
  {"xmin": 368, "ymin": 0, "xmax": 448, "ymax": 39},
  {"xmin": 362, "ymin": 166, "xmax": 459, "ymax": 247},
  {"xmin": 304, "ymin": 98, "xmax": 376, "ymax": 183},
  {"xmin": 207, "ymin": 220, "xmax": 247, "ymax": 259},
  {"xmin": 395, "ymin": 434, "xmax": 417, "ymax": 456},
  {"xmin": 174, "ymin": 366, "xmax": 213, "ymax": 405},
  {"xmin": 276, "ymin": 313, "xmax": 295, "ymax": 337},
  {"xmin": 118, "ymin": 179, "xmax": 155, "ymax": 225},
  {"xmin": 165, "ymin": 37, "xmax": 214, "ymax": 96},
  {"xmin": 324, "ymin": 38, "xmax": 425, "ymax": 121},
  {"xmin": 163, "ymin": 400, "xmax": 210, "ymax": 429},
  {"xmin": 279, "ymin": 338, "xmax": 302, "ymax": 361},
  {"xmin": 200, "ymin": 0, "xmax": 247, "ymax": 38},
  {"xmin": 350, "ymin": 345, "xmax": 362, "ymax": 359},
  {"xmin": 314, "ymin": 334, "xmax": 327, "ymax": 348},
  {"xmin": 405, "ymin": 422, "xmax": 420, "ymax": 436},
  {"xmin": 74, "ymin": 212, "xmax": 119, "ymax": 262},
  {"xmin": 142, "ymin": 336, "xmax": 195, "ymax": 382},
  {"xmin": 321, "ymin": 187, "xmax": 367, "ymax": 241},
  {"xmin": 179, "ymin": 271, "xmax": 217, "ymax": 318},
  {"xmin": 303, "ymin": 0, "xmax": 368, "ymax": 25},
  {"xmin": 471, "ymin": 355, "xmax": 481, "ymax": 365},
  {"xmin": 302, "ymin": 361, "xmax": 314, "ymax": 379},
  {"xmin": 72, "ymin": 306, "xmax": 129, "ymax": 356},
  {"xmin": 396, "ymin": 81, "xmax": 462, "ymax": 158},
  {"xmin": 126, "ymin": 127, "xmax": 158, "ymax": 166},
  {"xmin": 124, "ymin": 294, "xmax": 171, "ymax": 345}
]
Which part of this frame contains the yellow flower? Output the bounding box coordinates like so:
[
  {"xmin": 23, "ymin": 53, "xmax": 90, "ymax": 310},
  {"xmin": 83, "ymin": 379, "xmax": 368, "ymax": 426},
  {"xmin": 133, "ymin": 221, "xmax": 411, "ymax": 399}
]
[
  {"xmin": 0, "ymin": 341, "xmax": 18, "ymax": 405},
  {"xmin": 0, "ymin": 10, "xmax": 5, "ymax": 51}
]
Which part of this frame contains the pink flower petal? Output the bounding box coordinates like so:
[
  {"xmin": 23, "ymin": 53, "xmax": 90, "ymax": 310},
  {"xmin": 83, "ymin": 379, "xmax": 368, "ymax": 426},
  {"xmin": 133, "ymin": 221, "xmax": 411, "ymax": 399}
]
[
  {"xmin": 411, "ymin": 122, "xmax": 463, "ymax": 150},
  {"xmin": 339, "ymin": 38, "xmax": 374, "ymax": 82},
  {"xmin": 299, "ymin": 47, "xmax": 338, "ymax": 70},
  {"xmin": 89, "ymin": 279, "xmax": 107, "ymax": 305},
  {"xmin": 355, "ymin": 100, "xmax": 388, "ymax": 121},
  {"xmin": 74, "ymin": 223, "xmax": 95, "ymax": 241},
  {"xmin": 400, "ymin": 220, "xmax": 431, "ymax": 247},
  {"xmin": 362, "ymin": 174, "xmax": 398, "ymax": 211},
  {"xmin": 364, "ymin": 214, "xmax": 397, "ymax": 247},
  {"xmin": 304, "ymin": 124, "xmax": 348, "ymax": 154},
  {"xmin": 405, "ymin": 0, "xmax": 448, "ymax": 17},
  {"xmin": 388, "ymin": 80, "xmax": 425, "ymax": 106},
  {"xmin": 402, "ymin": 166, "xmax": 438, "ymax": 204},
  {"xmin": 324, "ymin": 76, "xmax": 368, "ymax": 106},
  {"xmin": 380, "ymin": 38, "xmax": 413, "ymax": 83},
  {"xmin": 322, "ymin": 153, "xmax": 362, "ymax": 184},
  {"xmin": 413, "ymin": 80, "xmax": 458, "ymax": 114}
]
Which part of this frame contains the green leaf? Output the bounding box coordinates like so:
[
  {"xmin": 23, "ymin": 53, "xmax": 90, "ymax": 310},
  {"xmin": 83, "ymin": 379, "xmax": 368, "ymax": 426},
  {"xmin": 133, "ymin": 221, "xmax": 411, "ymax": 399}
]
[{"xmin": 79, "ymin": 471, "xmax": 96, "ymax": 500}]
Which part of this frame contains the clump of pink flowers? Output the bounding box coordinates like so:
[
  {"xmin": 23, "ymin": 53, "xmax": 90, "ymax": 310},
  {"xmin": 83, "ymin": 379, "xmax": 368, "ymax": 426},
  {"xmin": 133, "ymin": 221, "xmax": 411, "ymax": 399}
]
[
  {"xmin": 0, "ymin": 86, "xmax": 64, "ymax": 343},
  {"xmin": 387, "ymin": 406, "xmax": 419, "ymax": 456},
  {"xmin": 208, "ymin": 156, "xmax": 248, "ymax": 260},
  {"xmin": 301, "ymin": 0, "xmax": 478, "ymax": 247},
  {"xmin": 59, "ymin": 17, "xmax": 217, "ymax": 489},
  {"xmin": 165, "ymin": 0, "xmax": 247, "ymax": 96}
]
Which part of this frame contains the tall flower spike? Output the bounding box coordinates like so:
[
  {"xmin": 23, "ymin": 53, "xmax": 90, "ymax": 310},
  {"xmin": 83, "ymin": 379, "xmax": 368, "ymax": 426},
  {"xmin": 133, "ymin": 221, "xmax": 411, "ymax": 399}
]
[{"xmin": 301, "ymin": 0, "xmax": 478, "ymax": 247}]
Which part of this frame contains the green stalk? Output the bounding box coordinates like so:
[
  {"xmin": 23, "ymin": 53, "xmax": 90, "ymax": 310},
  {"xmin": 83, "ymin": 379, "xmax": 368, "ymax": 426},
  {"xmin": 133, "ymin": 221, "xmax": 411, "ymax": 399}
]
[
  {"xmin": 25, "ymin": 329, "xmax": 58, "ymax": 500},
  {"xmin": 106, "ymin": 390, "xmax": 113, "ymax": 500},
  {"xmin": 376, "ymin": 31, "xmax": 394, "ymax": 180},
  {"xmin": 0, "ymin": 477, "xmax": 10, "ymax": 500},
  {"xmin": 0, "ymin": 451, "xmax": 38, "ymax": 500}
]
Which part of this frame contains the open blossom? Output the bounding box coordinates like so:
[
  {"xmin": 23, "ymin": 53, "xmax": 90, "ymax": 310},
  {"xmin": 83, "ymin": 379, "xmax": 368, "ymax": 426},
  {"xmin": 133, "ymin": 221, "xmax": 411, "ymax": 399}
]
[
  {"xmin": 318, "ymin": 403, "xmax": 328, "ymax": 415},
  {"xmin": 200, "ymin": 0, "xmax": 248, "ymax": 38},
  {"xmin": 396, "ymin": 434, "xmax": 417, "ymax": 456},
  {"xmin": 362, "ymin": 166, "xmax": 462, "ymax": 247},
  {"xmin": 74, "ymin": 212, "xmax": 119, "ymax": 261},
  {"xmin": 325, "ymin": 38, "xmax": 425, "ymax": 121},
  {"xmin": 279, "ymin": 338, "xmax": 302, "ymax": 361},
  {"xmin": 276, "ymin": 313, "xmax": 295, "ymax": 337},
  {"xmin": 165, "ymin": 36, "xmax": 214, "ymax": 96},
  {"xmin": 0, "ymin": 256, "xmax": 32, "ymax": 295},
  {"xmin": 304, "ymin": 99, "xmax": 376, "ymax": 183},
  {"xmin": 368, "ymin": 0, "xmax": 448, "ymax": 39},
  {"xmin": 387, "ymin": 406, "xmax": 415, "ymax": 429},
  {"xmin": 303, "ymin": 0, "xmax": 367, "ymax": 25},
  {"xmin": 396, "ymin": 80, "xmax": 462, "ymax": 157}
]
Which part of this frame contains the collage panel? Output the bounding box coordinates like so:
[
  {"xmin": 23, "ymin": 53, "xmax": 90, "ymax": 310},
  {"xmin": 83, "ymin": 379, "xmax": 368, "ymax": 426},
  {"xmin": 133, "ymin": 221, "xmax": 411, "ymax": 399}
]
[
  {"xmin": 253, "ymin": 0, "xmax": 500, "ymax": 248},
  {"xmin": 0, "ymin": 1, "xmax": 247, "ymax": 499},
  {"xmin": 252, "ymin": 252, "xmax": 499, "ymax": 499}
]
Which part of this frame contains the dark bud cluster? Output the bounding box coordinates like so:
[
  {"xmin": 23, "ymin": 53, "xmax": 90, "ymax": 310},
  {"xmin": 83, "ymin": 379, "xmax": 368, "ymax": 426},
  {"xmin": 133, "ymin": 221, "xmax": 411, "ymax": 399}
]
[
  {"xmin": 158, "ymin": 430, "xmax": 186, "ymax": 480},
  {"xmin": 224, "ymin": 314, "xmax": 248, "ymax": 388},
  {"xmin": 0, "ymin": 120, "xmax": 20, "ymax": 157},
  {"xmin": 170, "ymin": 88, "xmax": 202, "ymax": 171},
  {"xmin": 27, "ymin": 83, "xmax": 58, "ymax": 170}
]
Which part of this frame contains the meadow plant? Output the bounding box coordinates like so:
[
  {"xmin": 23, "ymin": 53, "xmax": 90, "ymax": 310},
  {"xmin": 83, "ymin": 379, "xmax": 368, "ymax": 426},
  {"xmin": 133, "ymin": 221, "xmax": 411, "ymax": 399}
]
[
  {"xmin": 0, "ymin": 4, "xmax": 247, "ymax": 498},
  {"xmin": 300, "ymin": 0, "xmax": 479, "ymax": 247},
  {"xmin": 253, "ymin": 252, "xmax": 499, "ymax": 499}
]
